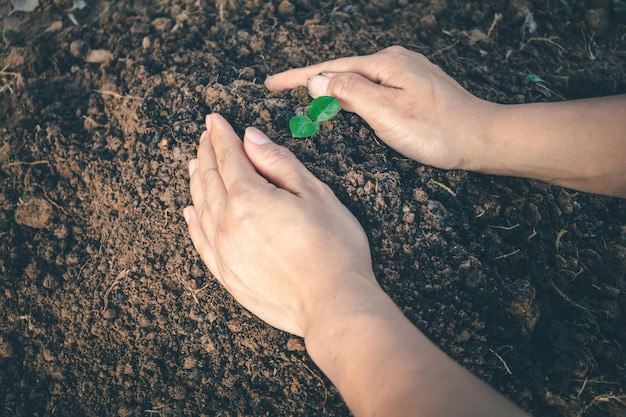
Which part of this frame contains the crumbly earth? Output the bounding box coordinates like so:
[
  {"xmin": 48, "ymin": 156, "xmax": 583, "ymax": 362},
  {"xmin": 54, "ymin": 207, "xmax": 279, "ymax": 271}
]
[{"xmin": 1, "ymin": 0, "xmax": 625, "ymax": 416}]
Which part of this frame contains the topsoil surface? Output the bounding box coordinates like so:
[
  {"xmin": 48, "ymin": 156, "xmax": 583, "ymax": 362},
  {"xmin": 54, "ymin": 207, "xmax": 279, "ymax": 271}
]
[{"xmin": 1, "ymin": 0, "xmax": 626, "ymax": 416}]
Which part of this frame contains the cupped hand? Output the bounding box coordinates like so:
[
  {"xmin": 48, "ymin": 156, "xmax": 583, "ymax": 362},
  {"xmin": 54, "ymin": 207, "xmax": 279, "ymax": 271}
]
[
  {"xmin": 265, "ymin": 46, "xmax": 496, "ymax": 171},
  {"xmin": 184, "ymin": 114, "xmax": 378, "ymax": 337}
]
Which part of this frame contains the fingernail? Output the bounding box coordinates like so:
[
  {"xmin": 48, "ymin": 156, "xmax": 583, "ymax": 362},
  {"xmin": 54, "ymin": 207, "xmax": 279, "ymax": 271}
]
[
  {"xmin": 205, "ymin": 114, "xmax": 212, "ymax": 133},
  {"xmin": 183, "ymin": 207, "xmax": 191, "ymax": 224},
  {"xmin": 188, "ymin": 159, "xmax": 198, "ymax": 177},
  {"xmin": 245, "ymin": 127, "xmax": 271, "ymax": 145},
  {"xmin": 199, "ymin": 130, "xmax": 208, "ymax": 145},
  {"xmin": 308, "ymin": 74, "xmax": 330, "ymax": 97}
]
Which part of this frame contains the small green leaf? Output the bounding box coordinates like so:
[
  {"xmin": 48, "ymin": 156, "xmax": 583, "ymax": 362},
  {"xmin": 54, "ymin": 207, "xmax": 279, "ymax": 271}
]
[
  {"xmin": 527, "ymin": 73, "xmax": 550, "ymax": 85},
  {"xmin": 558, "ymin": 0, "xmax": 574, "ymax": 18},
  {"xmin": 308, "ymin": 96, "xmax": 341, "ymax": 123},
  {"xmin": 289, "ymin": 115, "xmax": 319, "ymax": 138}
]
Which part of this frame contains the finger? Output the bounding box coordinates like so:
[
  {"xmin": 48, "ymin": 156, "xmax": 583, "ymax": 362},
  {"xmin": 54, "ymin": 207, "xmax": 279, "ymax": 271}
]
[
  {"xmin": 183, "ymin": 206, "xmax": 220, "ymax": 281},
  {"xmin": 264, "ymin": 46, "xmax": 414, "ymax": 92},
  {"xmin": 243, "ymin": 127, "xmax": 320, "ymax": 195},
  {"xmin": 308, "ymin": 72, "xmax": 399, "ymax": 110},
  {"xmin": 192, "ymin": 131, "xmax": 226, "ymax": 217},
  {"xmin": 265, "ymin": 53, "xmax": 385, "ymax": 91},
  {"xmin": 308, "ymin": 72, "xmax": 401, "ymax": 137},
  {"xmin": 205, "ymin": 114, "xmax": 264, "ymax": 192}
]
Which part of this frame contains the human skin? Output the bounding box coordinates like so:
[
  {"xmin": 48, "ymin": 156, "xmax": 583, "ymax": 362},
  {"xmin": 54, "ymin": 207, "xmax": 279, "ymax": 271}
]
[
  {"xmin": 265, "ymin": 46, "xmax": 626, "ymax": 198},
  {"xmin": 184, "ymin": 114, "xmax": 530, "ymax": 417}
]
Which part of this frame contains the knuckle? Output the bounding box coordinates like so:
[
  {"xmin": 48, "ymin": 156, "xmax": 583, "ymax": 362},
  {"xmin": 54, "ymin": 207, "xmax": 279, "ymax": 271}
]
[
  {"xmin": 381, "ymin": 45, "xmax": 425, "ymax": 66},
  {"xmin": 310, "ymin": 177, "xmax": 331, "ymax": 193},
  {"xmin": 195, "ymin": 201, "xmax": 210, "ymax": 223},
  {"xmin": 382, "ymin": 45, "xmax": 407, "ymax": 55},
  {"xmin": 201, "ymin": 166, "xmax": 221, "ymax": 186},
  {"xmin": 305, "ymin": 179, "xmax": 334, "ymax": 199},
  {"xmin": 215, "ymin": 142, "xmax": 236, "ymax": 167},
  {"xmin": 262, "ymin": 144, "xmax": 295, "ymax": 167},
  {"xmin": 260, "ymin": 145, "xmax": 310, "ymax": 184},
  {"xmin": 228, "ymin": 186, "xmax": 257, "ymax": 221},
  {"xmin": 379, "ymin": 45, "xmax": 410, "ymax": 61},
  {"xmin": 328, "ymin": 72, "xmax": 361, "ymax": 100}
]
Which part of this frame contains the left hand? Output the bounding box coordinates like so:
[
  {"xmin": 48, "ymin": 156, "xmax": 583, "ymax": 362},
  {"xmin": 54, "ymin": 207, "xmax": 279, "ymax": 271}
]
[{"xmin": 184, "ymin": 114, "xmax": 378, "ymax": 337}]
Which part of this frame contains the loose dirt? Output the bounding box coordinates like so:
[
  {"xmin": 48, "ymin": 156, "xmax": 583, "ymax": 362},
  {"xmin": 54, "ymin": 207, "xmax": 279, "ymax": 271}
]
[{"xmin": 1, "ymin": 1, "xmax": 625, "ymax": 416}]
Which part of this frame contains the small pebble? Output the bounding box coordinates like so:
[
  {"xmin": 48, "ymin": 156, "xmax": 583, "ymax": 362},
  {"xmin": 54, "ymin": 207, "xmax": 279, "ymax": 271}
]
[{"xmin": 278, "ymin": 0, "xmax": 295, "ymax": 17}]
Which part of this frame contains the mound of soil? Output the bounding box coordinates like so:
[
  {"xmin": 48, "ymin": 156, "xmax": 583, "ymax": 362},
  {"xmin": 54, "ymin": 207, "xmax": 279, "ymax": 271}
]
[{"xmin": 1, "ymin": 0, "xmax": 625, "ymax": 416}]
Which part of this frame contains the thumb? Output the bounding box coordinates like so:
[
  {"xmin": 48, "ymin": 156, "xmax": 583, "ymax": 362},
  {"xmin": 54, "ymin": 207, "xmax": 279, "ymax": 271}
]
[
  {"xmin": 308, "ymin": 72, "xmax": 398, "ymax": 133},
  {"xmin": 243, "ymin": 127, "xmax": 319, "ymax": 194}
]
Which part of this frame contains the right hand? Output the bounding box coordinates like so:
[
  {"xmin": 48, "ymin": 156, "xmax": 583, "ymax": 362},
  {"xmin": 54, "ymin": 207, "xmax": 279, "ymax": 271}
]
[{"xmin": 265, "ymin": 46, "xmax": 497, "ymax": 171}]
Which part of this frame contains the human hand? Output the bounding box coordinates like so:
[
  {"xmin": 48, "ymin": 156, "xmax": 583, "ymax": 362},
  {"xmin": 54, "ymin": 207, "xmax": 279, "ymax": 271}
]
[
  {"xmin": 184, "ymin": 114, "xmax": 378, "ymax": 337},
  {"xmin": 265, "ymin": 46, "xmax": 497, "ymax": 171}
]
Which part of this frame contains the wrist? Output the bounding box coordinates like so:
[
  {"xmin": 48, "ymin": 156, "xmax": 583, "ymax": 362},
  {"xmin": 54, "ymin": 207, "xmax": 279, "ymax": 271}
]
[
  {"xmin": 301, "ymin": 277, "xmax": 415, "ymax": 393},
  {"xmin": 458, "ymin": 99, "xmax": 508, "ymax": 173},
  {"xmin": 301, "ymin": 274, "xmax": 392, "ymax": 358},
  {"xmin": 470, "ymin": 102, "xmax": 581, "ymax": 183}
]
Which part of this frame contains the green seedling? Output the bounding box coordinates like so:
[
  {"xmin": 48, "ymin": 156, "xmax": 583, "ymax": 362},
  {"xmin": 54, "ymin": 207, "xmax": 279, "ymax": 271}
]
[
  {"xmin": 558, "ymin": 0, "xmax": 574, "ymax": 18},
  {"xmin": 103, "ymin": 0, "xmax": 116, "ymax": 13},
  {"xmin": 527, "ymin": 73, "xmax": 550, "ymax": 85},
  {"xmin": 289, "ymin": 96, "xmax": 341, "ymax": 138},
  {"xmin": 428, "ymin": 179, "xmax": 457, "ymax": 197},
  {"xmin": 417, "ymin": 177, "xmax": 457, "ymax": 196}
]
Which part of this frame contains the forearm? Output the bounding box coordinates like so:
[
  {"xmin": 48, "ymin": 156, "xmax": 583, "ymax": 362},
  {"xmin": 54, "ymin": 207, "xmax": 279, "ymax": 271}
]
[
  {"xmin": 474, "ymin": 95, "xmax": 626, "ymax": 198},
  {"xmin": 303, "ymin": 278, "xmax": 529, "ymax": 417}
]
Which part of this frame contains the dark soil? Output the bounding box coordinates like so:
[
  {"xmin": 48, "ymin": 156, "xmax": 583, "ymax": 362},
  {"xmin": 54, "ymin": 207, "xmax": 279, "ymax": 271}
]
[{"xmin": 1, "ymin": 0, "xmax": 626, "ymax": 416}]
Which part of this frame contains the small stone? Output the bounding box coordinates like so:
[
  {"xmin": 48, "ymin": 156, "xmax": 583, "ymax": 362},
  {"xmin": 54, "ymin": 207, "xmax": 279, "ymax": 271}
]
[
  {"xmin": 70, "ymin": 40, "xmax": 86, "ymax": 58},
  {"xmin": 456, "ymin": 330, "xmax": 471, "ymax": 342},
  {"xmin": 585, "ymin": 8, "xmax": 609, "ymax": 36},
  {"xmin": 42, "ymin": 348, "xmax": 55, "ymax": 361},
  {"xmin": 278, "ymin": 0, "xmax": 295, "ymax": 17},
  {"xmin": 286, "ymin": 337, "xmax": 305, "ymax": 351},
  {"xmin": 419, "ymin": 14, "xmax": 437, "ymax": 31},
  {"xmin": 507, "ymin": 279, "xmax": 541, "ymax": 331},
  {"xmin": 10, "ymin": 0, "xmax": 39, "ymax": 12},
  {"xmin": 557, "ymin": 191, "xmax": 574, "ymax": 214},
  {"xmin": 467, "ymin": 28, "xmax": 488, "ymax": 45},
  {"xmin": 151, "ymin": 17, "xmax": 172, "ymax": 32},
  {"xmin": 45, "ymin": 21, "xmax": 63, "ymax": 32},
  {"xmin": 183, "ymin": 356, "xmax": 197, "ymax": 369},
  {"xmin": 118, "ymin": 406, "xmax": 133, "ymax": 417},
  {"xmin": 522, "ymin": 202, "xmax": 541, "ymax": 226},
  {"xmin": 14, "ymin": 197, "xmax": 52, "ymax": 229},
  {"xmin": 86, "ymin": 49, "xmax": 113, "ymax": 63},
  {"xmin": 168, "ymin": 385, "xmax": 187, "ymax": 400},
  {"xmin": 158, "ymin": 138, "xmax": 169, "ymax": 149},
  {"xmin": 238, "ymin": 66, "xmax": 255, "ymax": 80},
  {"xmin": 0, "ymin": 336, "xmax": 13, "ymax": 358},
  {"xmin": 83, "ymin": 116, "xmax": 100, "ymax": 131}
]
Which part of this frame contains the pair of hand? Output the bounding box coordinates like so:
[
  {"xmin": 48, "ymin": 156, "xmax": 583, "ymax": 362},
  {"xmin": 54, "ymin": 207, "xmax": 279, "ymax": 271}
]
[
  {"xmin": 184, "ymin": 46, "xmax": 485, "ymax": 337},
  {"xmin": 184, "ymin": 46, "xmax": 626, "ymax": 417}
]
